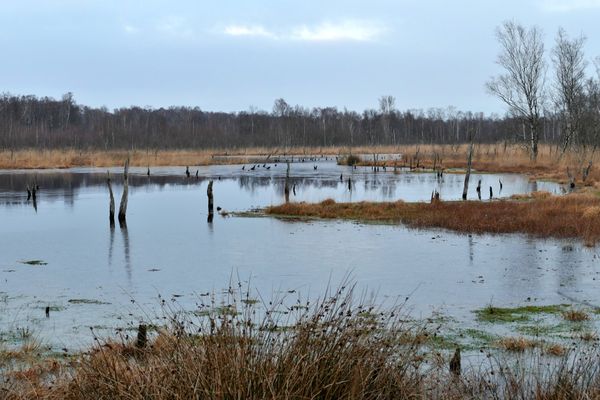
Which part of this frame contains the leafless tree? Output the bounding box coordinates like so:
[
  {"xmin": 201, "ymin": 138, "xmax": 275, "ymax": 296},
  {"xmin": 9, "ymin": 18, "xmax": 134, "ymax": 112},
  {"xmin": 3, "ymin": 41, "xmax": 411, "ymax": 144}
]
[
  {"xmin": 552, "ymin": 28, "xmax": 587, "ymax": 155},
  {"xmin": 379, "ymin": 95, "xmax": 396, "ymax": 144},
  {"xmin": 487, "ymin": 21, "xmax": 546, "ymax": 161}
]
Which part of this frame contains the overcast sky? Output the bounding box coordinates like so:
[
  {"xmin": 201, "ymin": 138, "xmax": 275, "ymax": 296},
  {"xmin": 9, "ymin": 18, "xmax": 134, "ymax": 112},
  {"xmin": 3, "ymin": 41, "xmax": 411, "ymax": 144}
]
[{"xmin": 1, "ymin": 0, "xmax": 599, "ymax": 114}]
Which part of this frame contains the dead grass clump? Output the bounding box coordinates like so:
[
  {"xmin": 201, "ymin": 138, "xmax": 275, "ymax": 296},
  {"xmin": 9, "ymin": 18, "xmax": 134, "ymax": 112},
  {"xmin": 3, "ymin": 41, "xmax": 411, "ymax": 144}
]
[
  {"xmin": 545, "ymin": 343, "xmax": 567, "ymax": 357},
  {"xmin": 563, "ymin": 309, "xmax": 590, "ymax": 322},
  {"xmin": 583, "ymin": 206, "xmax": 600, "ymax": 219},
  {"xmin": 268, "ymin": 193, "xmax": 600, "ymax": 244},
  {"xmin": 1, "ymin": 285, "xmax": 433, "ymax": 399},
  {"xmin": 580, "ymin": 331, "xmax": 598, "ymax": 341},
  {"xmin": 343, "ymin": 154, "xmax": 362, "ymax": 166},
  {"xmin": 497, "ymin": 336, "xmax": 537, "ymax": 352}
]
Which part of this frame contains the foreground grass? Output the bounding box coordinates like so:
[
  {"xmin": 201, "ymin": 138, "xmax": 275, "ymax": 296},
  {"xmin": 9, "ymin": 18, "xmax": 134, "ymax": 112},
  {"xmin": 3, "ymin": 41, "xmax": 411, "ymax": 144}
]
[
  {"xmin": 2, "ymin": 285, "xmax": 600, "ymax": 399},
  {"xmin": 266, "ymin": 192, "xmax": 600, "ymax": 245}
]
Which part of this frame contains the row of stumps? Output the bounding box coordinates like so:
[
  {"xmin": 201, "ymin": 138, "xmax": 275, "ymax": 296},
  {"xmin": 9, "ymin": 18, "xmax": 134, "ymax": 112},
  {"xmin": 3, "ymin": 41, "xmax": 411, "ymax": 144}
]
[
  {"xmin": 107, "ymin": 158, "xmax": 130, "ymax": 227},
  {"xmin": 107, "ymin": 159, "xmax": 216, "ymax": 225}
]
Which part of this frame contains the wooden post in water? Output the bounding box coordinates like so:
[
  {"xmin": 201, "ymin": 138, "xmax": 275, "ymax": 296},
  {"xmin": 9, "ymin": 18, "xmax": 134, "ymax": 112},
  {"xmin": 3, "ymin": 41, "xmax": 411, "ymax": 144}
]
[
  {"xmin": 449, "ymin": 348, "xmax": 461, "ymax": 376},
  {"xmin": 284, "ymin": 162, "xmax": 290, "ymax": 203},
  {"xmin": 136, "ymin": 324, "xmax": 147, "ymax": 348},
  {"xmin": 207, "ymin": 180, "xmax": 214, "ymax": 223},
  {"xmin": 476, "ymin": 179, "xmax": 481, "ymax": 200},
  {"xmin": 489, "ymin": 186, "xmax": 493, "ymax": 200},
  {"xmin": 462, "ymin": 132, "xmax": 474, "ymax": 200},
  {"xmin": 107, "ymin": 171, "xmax": 115, "ymax": 226},
  {"xmin": 118, "ymin": 158, "xmax": 129, "ymax": 225}
]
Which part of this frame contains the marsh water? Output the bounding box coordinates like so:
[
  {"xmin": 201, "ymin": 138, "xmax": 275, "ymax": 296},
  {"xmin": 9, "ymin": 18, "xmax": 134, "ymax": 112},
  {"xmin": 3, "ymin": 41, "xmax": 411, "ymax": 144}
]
[{"xmin": 1, "ymin": 161, "xmax": 597, "ymax": 351}]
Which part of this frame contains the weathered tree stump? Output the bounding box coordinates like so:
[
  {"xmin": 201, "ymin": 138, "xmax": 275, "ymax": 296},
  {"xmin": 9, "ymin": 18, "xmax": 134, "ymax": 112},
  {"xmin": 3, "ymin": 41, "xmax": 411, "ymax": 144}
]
[
  {"xmin": 118, "ymin": 158, "xmax": 129, "ymax": 226},
  {"xmin": 284, "ymin": 162, "xmax": 291, "ymax": 203},
  {"xmin": 449, "ymin": 347, "xmax": 461, "ymax": 376},
  {"xmin": 136, "ymin": 324, "xmax": 147, "ymax": 348},
  {"xmin": 207, "ymin": 180, "xmax": 214, "ymax": 223},
  {"xmin": 462, "ymin": 133, "xmax": 474, "ymax": 200},
  {"xmin": 107, "ymin": 171, "xmax": 115, "ymax": 226}
]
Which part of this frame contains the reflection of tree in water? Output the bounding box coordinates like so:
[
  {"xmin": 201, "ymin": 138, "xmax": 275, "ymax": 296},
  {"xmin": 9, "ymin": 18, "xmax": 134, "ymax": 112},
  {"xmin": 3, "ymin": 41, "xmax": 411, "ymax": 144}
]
[
  {"xmin": 237, "ymin": 175, "xmax": 340, "ymax": 195},
  {"xmin": 108, "ymin": 224, "xmax": 115, "ymax": 268},
  {"xmin": 0, "ymin": 172, "xmax": 210, "ymax": 206},
  {"xmin": 378, "ymin": 179, "xmax": 398, "ymax": 199},
  {"xmin": 237, "ymin": 175, "xmax": 272, "ymax": 192},
  {"xmin": 121, "ymin": 225, "xmax": 132, "ymax": 286}
]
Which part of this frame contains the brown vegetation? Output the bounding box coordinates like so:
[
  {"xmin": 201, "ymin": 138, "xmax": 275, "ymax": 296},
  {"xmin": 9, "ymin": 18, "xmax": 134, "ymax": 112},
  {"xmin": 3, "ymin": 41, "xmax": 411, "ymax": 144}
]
[
  {"xmin": 266, "ymin": 193, "xmax": 600, "ymax": 244},
  {"xmin": 2, "ymin": 286, "xmax": 600, "ymax": 399},
  {"xmin": 350, "ymin": 143, "xmax": 600, "ymax": 186},
  {"xmin": 497, "ymin": 336, "xmax": 537, "ymax": 352},
  {"xmin": 563, "ymin": 309, "xmax": 590, "ymax": 322},
  {"xmin": 1, "ymin": 144, "xmax": 600, "ymax": 188}
]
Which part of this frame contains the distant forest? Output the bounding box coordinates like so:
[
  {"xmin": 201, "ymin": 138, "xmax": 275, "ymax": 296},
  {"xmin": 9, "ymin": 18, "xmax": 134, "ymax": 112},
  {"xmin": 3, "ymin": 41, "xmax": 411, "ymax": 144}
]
[{"xmin": 0, "ymin": 93, "xmax": 561, "ymax": 150}]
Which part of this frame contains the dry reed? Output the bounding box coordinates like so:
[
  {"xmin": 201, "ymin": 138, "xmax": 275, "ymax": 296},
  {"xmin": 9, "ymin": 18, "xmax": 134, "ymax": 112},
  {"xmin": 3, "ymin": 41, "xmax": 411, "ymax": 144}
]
[
  {"xmin": 2, "ymin": 284, "xmax": 600, "ymax": 399},
  {"xmin": 267, "ymin": 193, "xmax": 600, "ymax": 244}
]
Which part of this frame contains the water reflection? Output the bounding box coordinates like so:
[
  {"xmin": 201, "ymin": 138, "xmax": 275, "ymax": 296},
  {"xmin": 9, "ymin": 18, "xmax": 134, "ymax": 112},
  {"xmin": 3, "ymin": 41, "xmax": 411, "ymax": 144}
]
[
  {"xmin": 0, "ymin": 162, "xmax": 563, "ymax": 209},
  {"xmin": 0, "ymin": 163, "xmax": 585, "ymax": 350},
  {"xmin": 121, "ymin": 225, "xmax": 131, "ymax": 286},
  {"xmin": 108, "ymin": 224, "xmax": 115, "ymax": 268}
]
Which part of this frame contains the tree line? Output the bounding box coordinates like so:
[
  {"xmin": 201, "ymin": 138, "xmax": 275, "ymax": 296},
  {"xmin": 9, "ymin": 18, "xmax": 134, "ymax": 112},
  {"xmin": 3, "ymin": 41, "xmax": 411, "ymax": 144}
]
[
  {"xmin": 0, "ymin": 93, "xmax": 552, "ymax": 150},
  {"xmin": 0, "ymin": 23, "xmax": 597, "ymax": 153}
]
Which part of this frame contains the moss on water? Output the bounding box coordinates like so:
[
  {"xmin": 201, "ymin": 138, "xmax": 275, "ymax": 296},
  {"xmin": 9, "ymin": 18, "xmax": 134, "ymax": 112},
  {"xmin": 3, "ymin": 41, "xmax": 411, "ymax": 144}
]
[{"xmin": 475, "ymin": 304, "xmax": 569, "ymax": 323}]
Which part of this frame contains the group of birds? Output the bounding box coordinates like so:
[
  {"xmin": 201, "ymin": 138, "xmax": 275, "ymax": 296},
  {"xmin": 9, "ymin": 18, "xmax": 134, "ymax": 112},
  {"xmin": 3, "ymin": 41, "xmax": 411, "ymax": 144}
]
[{"xmin": 242, "ymin": 163, "xmax": 274, "ymax": 171}]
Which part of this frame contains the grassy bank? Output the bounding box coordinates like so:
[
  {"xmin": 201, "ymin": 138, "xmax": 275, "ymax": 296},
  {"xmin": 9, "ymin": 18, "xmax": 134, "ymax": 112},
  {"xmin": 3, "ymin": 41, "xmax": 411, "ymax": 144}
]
[
  {"xmin": 0, "ymin": 146, "xmax": 396, "ymax": 169},
  {"xmin": 1, "ymin": 144, "xmax": 596, "ymax": 183},
  {"xmin": 266, "ymin": 192, "xmax": 600, "ymax": 245},
  {"xmin": 2, "ymin": 285, "xmax": 600, "ymax": 399},
  {"xmin": 341, "ymin": 143, "xmax": 600, "ymax": 186}
]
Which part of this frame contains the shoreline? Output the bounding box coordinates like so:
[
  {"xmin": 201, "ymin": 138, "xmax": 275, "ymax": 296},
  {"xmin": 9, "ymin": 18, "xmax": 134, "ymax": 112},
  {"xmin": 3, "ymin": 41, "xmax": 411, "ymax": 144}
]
[
  {"xmin": 265, "ymin": 193, "xmax": 600, "ymax": 246},
  {"xmin": 0, "ymin": 144, "xmax": 594, "ymax": 187}
]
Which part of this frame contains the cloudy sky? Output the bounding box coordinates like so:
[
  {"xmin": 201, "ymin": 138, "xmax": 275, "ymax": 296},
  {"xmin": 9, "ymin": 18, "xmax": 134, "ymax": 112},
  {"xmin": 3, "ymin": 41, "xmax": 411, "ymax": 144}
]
[{"xmin": 1, "ymin": 0, "xmax": 599, "ymax": 114}]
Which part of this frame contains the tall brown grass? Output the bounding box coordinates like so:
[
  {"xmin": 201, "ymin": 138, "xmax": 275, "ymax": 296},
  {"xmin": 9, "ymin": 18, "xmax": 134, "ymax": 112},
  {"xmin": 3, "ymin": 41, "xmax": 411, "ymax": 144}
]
[
  {"xmin": 267, "ymin": 193, "xmax": 600, "ymax": 244},
  {"xmin": 3, "ymin": 144, "xmax": 598, "ymax": 184},
  {"xmin": 2, "ymin": 284, "xmax": 600, "ymax": 399},
  {"xmin": 0, "ymin": 146, "xmax": 397, "ymax": 169},
  {"xmin": 345, "ymin": 143, "xmax": 600, "ymax": 186}
]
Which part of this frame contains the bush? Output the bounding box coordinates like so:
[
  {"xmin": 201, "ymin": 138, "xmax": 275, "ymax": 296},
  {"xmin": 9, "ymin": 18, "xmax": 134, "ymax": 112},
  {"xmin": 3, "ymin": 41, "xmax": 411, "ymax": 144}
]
[{"xmin": 344, "ymin": 154, "xmax": 362, "ymax": 166}]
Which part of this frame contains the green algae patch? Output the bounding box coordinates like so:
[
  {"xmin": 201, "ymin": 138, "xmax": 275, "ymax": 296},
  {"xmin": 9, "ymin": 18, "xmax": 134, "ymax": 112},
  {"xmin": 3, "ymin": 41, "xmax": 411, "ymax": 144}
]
[
  {"xmin": 68, "ymin": 299, "xmax": 111, "ymax": 305},
  {"xmin": 475, "ymin": 304, "xmax": 568, "ymax": 323}
]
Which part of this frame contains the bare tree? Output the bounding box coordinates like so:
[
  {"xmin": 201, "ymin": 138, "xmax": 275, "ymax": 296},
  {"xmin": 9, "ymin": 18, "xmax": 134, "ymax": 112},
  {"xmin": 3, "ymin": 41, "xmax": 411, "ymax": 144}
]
[
  {"xmin": 487, "ymin": 21, "xmax": 546, "ymax": 161},
  {"xmin": 379, "ymin": 95, "xmax": 396, "ymax": 144},
  {"xmin": 552, "ymin": 27, "xmax": 587, "ymax": 154}
]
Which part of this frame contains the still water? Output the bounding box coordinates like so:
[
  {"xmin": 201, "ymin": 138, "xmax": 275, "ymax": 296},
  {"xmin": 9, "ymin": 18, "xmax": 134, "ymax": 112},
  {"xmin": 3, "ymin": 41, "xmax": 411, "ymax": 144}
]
[{"xmin": 2, "ymin": 161, "xmax": 596, "ymax": 351}]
